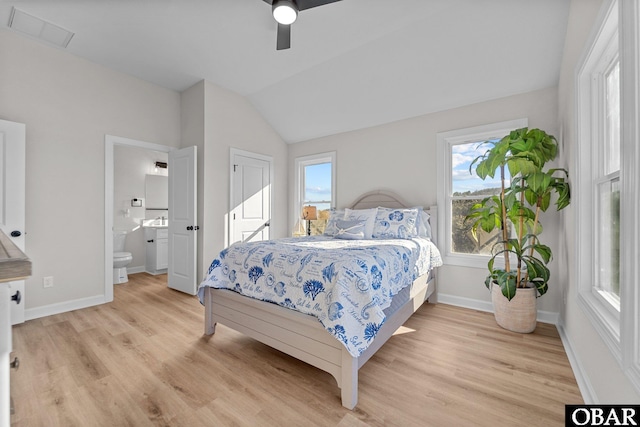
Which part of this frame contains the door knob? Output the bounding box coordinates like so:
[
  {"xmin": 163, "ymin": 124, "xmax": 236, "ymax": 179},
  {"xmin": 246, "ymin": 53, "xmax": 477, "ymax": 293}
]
[
  {"xmin": 11, "ymin": 290, "xmax": 21, "ymax": 305},
  {"xmin": 10, "ymin": 230, "xmax": 21, "ymax": 237},
  {"xmin": 10, "ymin": 357, "xmax": 19, "ymax": 370}
]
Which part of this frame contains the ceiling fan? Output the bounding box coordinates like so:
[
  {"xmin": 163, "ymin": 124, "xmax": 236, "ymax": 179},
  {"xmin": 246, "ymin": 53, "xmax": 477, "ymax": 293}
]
[{"xmin": 262, "ymin": 0, "xmax": 342, "ymax": 50}]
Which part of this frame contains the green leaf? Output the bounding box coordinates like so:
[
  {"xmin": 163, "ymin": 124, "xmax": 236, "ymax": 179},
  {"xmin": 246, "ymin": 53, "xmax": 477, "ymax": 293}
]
[
  {"xmin": 504, "ymin": 190, "xmax": 517, "ymax": 210},
  {"xmin": 523, "ymin": 259, "xmax": 539, "ymax": 280},
  {"xmin": 496, "ymin": 271, "xmax": 518, "ymax": 301},
  {"xmin": 555, "ymin": 182, "xmax": 571, "ymax": 210},
  {"xmin": 540, "ymin": 192, "xmax": 551, "ymax": 211},
  {"xmin": 485, "ymin": 275, "xmax": 493, "ymax": 289},
  {"xmin": 475, "ymin": 159, "xmax": 492, "ymax": 179},
  {"xmin": 507, "ymin": 238, "xmax": 522, "ymax": 254},
  {"xmin": 523, "ymin": 188, "xmax": 535, "ymax": 206},
  {"xmin": 527, "ymin": 172, "xmax": 551, "ymax": 193},
  {"xmin": 533, "ymin": 244, "xmax": 552, "ymax": 263},
  {"xmin": 535, "ymin": 281, "xmax": 549, "ymax": 296},
  {"xmin": 526, "ymin": 257, "xmax": 550, "ymax": 281}
]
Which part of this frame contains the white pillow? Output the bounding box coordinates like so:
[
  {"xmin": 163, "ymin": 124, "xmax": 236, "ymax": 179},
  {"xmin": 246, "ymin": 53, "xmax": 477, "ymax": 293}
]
[
  {"xmin": 323, "ymin": 209, "xmax": 345, "ymax": 236},
  {"xmin": 416, "ymin": 209, "xmax": 432, "ymax": 239},
  {"xmin": 372, "ymin": 207, "xmax": 419, "ymax": 239},
  {"xmin": 344, "ymin": 208, "xmax": 378, "ymax": 239}
]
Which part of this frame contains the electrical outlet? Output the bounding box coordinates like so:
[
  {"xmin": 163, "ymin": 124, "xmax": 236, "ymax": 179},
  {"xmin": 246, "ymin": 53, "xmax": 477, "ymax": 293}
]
[{"xmin": 43, "ymin": 276, "xmax": 54, "ymax": 288}]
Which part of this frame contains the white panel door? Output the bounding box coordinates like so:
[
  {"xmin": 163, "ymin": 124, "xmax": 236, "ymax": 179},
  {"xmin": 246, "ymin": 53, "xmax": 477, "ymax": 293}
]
[
  {"xmin": 230, "ymin": 150, "xmax": 272, "ymax": 244},
  {"xmin": 168, "ymin": 146, "xmax": 197, "ymax": 295},
  {"xmin": 0, "ymin": 119, "xmax": 26, "ymax": 325}
]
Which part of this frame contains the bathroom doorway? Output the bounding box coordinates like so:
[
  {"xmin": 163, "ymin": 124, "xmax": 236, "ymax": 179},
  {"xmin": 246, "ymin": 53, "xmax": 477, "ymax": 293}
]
[{"xmin": 104, "ymin": 135, "xmax": 172, "ymax": 302}]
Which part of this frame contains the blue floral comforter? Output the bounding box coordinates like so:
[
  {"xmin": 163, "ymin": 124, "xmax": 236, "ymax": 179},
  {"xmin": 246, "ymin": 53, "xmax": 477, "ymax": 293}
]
[{"xmin": 197, "ymin": 236, "xmax": 442, "ymax": 357}]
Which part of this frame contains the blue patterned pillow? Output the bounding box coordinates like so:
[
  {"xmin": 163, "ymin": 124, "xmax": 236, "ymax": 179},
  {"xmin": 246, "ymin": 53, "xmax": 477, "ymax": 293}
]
[
  {"xmin": 323, "ymin": 209, "xmax": 345, "ymax": 236},
  {"xmin": 344, "ymin": 208, "xmax": 378, "ymax": 239},
  {"xmin": 372, "ymin": 207, "xmax": 419, "ymax": 239},
  {"xmin": 334, "ymin": 219, "xmax": 366, "ymax": 240}
]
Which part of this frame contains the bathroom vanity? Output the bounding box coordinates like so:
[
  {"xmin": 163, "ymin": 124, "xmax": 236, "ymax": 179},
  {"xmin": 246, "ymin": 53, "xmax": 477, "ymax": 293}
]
[
  {"xmin": 145, "ymin": 226, "xmax": 168, "ymax": 274},
  {"xmin": 0, "ymin": 230, "xmax": 31, "ymax": 425}
]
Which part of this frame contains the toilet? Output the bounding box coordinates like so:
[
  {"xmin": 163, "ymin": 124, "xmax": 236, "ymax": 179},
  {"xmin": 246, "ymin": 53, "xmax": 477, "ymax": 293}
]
[{"xmin": 113, "ymin": 230, "xmax": 133, "ymax": 284}]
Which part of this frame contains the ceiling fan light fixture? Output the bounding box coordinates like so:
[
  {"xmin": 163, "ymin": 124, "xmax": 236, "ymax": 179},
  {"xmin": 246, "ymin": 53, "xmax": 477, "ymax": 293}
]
[{"xmin": 272, "ymin": 0, "xmax": 298, "ymax": 25}]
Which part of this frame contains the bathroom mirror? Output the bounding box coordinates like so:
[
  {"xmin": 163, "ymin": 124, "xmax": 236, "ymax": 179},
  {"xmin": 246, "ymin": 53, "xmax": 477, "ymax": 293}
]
[{"xmin": 145, "ymin": 175, "xmax": 168, "ymax": 209}]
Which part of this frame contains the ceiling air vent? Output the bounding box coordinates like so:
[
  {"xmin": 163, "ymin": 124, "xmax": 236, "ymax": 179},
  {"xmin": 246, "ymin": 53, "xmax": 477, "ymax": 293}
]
[{"xmin": 8, "ymin": 7, "xmax": 74, "ymax": 48}]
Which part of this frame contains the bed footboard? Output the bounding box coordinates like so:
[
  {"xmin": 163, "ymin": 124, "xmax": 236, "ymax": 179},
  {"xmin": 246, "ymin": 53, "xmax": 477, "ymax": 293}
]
[
  {"xmin": 202, "ymin": 274, "xmax": 435, "ymax": 409},
  {"xmin": 204, "ymin": 287, "xmax": 216, "ymax": 335}
]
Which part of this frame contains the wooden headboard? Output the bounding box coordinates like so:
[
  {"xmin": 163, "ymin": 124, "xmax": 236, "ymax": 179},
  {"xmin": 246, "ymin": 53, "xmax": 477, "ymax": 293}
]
[
  {"xmin": 347, "ymin": 189, "xmax": 438, "ymax": 245},
  {"xmin": 349, "ymin": 189, "xmax": 411, "ymax": 210}
]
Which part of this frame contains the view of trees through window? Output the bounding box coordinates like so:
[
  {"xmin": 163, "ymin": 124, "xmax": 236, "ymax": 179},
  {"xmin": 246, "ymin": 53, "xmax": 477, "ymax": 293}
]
[{"xmin": 450, "ymin": 140, "xmax": 510, "ymax": 255}]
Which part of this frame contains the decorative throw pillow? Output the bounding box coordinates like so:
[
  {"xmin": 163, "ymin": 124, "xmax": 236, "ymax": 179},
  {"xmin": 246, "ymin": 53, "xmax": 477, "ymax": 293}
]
[
  {"xmin": 323, "ymin": 209, "xmax": 345, "ymax": 236},
  {"xmin": 334, "ymin": 219, "xmax": 366, "ymax": 240},
  {"xmin": 372, "ymin": 207, "xmax": 419, "ymax": 239},
  {"xmin": 344, "ymin": 208, "xmax": 378, "ymax": 239}
]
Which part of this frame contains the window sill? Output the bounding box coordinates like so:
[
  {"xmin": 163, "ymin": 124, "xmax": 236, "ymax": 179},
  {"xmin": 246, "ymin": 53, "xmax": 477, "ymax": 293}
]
[{"xmin": 442, "ymin": 253, "xmax": 505, "ymax": 270}]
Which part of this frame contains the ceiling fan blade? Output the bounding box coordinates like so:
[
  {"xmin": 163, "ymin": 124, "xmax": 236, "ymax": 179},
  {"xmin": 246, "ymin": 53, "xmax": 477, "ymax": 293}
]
[
  {"xmin": 276, "ymin": 23, "xmax": 291, "ymax": 50},
  {"xmin": 296, "ymin": 0, "xmax": 341, "ymax": 11}
]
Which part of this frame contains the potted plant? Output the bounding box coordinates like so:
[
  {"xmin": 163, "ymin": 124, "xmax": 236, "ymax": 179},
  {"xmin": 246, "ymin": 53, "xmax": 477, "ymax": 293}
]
[{"xmin": 465, "ymin": 127, "xmax": 571, "ymax": 333}]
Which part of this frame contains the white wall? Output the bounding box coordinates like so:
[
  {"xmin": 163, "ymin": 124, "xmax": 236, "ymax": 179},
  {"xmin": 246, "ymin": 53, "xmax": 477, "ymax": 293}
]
[
  {"xmin": 181, "ymin": 80, "xmax": 289, "ymax": 283},
  {"xmin": 113, "ymin": 146, "xmax": 168, "ymax": 271},
  {"xmin": 0, "ymin": 29, "xmax": 181, "ymax": 315},
  {"xmin": 289, "ymin": 87, "xmax": 561, "ymax": 316},
  {"xmin": 558, "ymin": 0, "xmax": 640, "ymax": 402}
]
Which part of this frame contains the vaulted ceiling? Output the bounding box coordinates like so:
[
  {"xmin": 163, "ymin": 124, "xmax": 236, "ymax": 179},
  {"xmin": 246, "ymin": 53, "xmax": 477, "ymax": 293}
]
[{"xmin": 0, "ymin": 0, "xmax": 570, "ymax": 143}]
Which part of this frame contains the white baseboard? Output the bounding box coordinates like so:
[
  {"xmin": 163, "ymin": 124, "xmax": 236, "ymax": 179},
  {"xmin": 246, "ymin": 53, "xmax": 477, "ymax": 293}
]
[
  {"xmin": 437, "ymin": 293, "xmax": 560, "ymax": 325},
  {"xmin": 127, "ymin": 266, "xmax": 145, "ymax": 274},
  {"xmin": 556, "ymin": 323, "xmax": 597, "ymax": 403},
  {"xmin": 25, "ymin": 294, "xmax": 107, "ymax": 321}
]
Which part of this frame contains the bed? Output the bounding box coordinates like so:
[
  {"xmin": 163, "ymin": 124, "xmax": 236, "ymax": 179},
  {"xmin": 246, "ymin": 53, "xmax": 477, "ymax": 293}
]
[{"xmin": 198, "ymin": 190, "xmax": 442, "ymax": 409}]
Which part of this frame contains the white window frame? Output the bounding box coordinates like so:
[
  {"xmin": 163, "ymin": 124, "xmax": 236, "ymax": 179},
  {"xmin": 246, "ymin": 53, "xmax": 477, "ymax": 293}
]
[
  {"xmin": 576, "ymin": 0, "xmax": 621, "ymax": 361},
  {"xmin": 293, "ymin": 152, "xmax": 336, "ymax": 233},
  {"xmin": 619, "ymin": 0, "xmax": 640, "ymax": 393},
  {"xmin": 576, "ymin": 0, "xmax": 640, "ymax": 393},
  {"xmin": 436, "ymin": 118, "xmax": 528, "ymax": 268}
]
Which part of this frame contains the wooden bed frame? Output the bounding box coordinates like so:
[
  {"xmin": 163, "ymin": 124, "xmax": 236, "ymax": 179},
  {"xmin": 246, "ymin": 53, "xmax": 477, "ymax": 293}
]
[{"xmin": 203, "ymin": 190, "xmax": 438, "ymax": 409}]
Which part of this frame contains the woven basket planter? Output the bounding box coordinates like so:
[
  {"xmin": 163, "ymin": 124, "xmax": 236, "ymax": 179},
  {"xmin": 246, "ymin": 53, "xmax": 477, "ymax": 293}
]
[{"xmin": 491, "ymin": 283, "xmax": 537, "ymax": 333}]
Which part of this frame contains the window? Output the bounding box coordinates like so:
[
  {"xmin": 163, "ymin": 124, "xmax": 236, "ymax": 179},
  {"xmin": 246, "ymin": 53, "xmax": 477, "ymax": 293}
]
[
  {"xmin": 577, "ymin": 0, "xmax": 640, "ymax": 393},
  {"xmin": 576, "ymin": 0, "xmax": 622, "ymax": 354},
  {"xmin": 294, "ymin": 152, "xmax": 336, "ymax": 236},
  {"xmin": 437, "ymin": 118, "xmax": 527, "ymax": 268},
  {"xmin": 596, "ymin": 58, "xmax": 621, "ymax": 311}
]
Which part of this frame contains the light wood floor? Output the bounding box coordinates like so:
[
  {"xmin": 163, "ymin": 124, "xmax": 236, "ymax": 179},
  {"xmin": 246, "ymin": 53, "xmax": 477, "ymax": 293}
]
[{"xmin": 10, "ymin": 273, "xmax": 582, "ymax": 426}]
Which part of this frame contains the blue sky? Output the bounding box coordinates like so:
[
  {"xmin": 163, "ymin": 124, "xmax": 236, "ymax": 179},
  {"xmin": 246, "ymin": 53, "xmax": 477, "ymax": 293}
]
[
  {"xmin": 304, "ymin": 162, "xmax": 332, "ymax": 209},
  {"xmin": 451, "ymin": 142, "xmax": 507, "ymax": 194}
]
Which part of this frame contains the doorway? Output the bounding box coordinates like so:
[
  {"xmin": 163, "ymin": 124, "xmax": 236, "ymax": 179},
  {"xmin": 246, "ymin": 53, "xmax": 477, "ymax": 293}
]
[{"xmin": 104, "ymin": 135, "xmax": 172, "ymax": 302}]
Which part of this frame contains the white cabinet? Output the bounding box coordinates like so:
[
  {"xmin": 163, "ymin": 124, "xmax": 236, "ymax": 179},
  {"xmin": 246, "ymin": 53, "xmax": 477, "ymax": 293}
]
[
  {"xmin": 1, "ymin": 283, "xmax": 11, "ymax": 427},
  {"xmin": 9, "ymin": 281, "xmax": 24, "ymax": 325},
  {"xmin": 0, "ymin": 230, "xmax": 30, "ymax": 426},
  {"xmin": 145, "ymin": 227, "xmax": 168, "ymax": 274}
]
